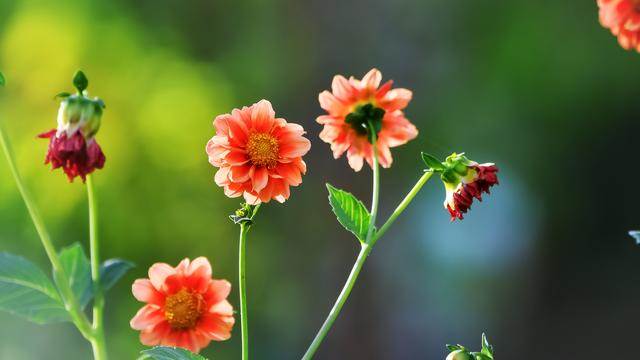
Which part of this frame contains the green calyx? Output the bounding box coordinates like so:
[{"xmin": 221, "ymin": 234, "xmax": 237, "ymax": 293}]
[
  {"xmin": 421, "ymin": 152, "xmax": 473, "ymax": 186},
  {"xmin": 345, "ymin": 103, "xmax": 385, "ymax": 143},
  {"xmin": 230, "ymin": 203, "xmax": 259, "ymax": 225},
  {"xmin": 56, "ymin": 71, "xmax": 106, "ymax": 138}
]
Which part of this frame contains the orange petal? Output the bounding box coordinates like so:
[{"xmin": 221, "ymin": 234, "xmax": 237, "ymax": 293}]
[
  {"xmin": 251, "ymin": 166, "xmax": 269, "ymax": 192},
  {"xmin": 130, "ymin": 304, "xmax": 164, "ymax": 330},
  {"xmin": 132, "ymin": 279, "xmax": 164, "ymax": 305}
]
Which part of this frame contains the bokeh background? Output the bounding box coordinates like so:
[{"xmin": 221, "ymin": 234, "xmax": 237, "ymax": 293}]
[{"xmin": 0, "ymin": 0, "xmax": 639, "ymax": 359}]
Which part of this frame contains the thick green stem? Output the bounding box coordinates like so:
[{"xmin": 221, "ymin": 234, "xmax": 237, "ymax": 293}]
[
  {"xmin": 238, "ymin": 204, "xmax": 260, "ymax": 360},
  {"xmin": 87, "ymin": 175, "xmax": 107, "ymax": 360},
  {"xmin": 302, "ymin": 130, "xmax": 381, "ymax": 360},
  {"xmin": 0, "ymin": 121, "xmax": 93, "ymax": 339}
]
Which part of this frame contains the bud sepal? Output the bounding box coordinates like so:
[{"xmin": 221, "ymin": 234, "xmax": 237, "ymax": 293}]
[{"xmin": 445, "ymin": 333, "xmax": 494, "ymax": 360}]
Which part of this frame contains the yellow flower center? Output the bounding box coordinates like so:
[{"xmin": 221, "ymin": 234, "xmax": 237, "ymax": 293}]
[
  {"xmin": 246, "ymin": 132, "xmax": 279, "ymax": 168},
  {"xmin": 164, "ymin": 288, "xmax": 204, "ymax": 329}
]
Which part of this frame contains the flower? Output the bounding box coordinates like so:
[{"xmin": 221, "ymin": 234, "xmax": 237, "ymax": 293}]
[
  {"xmin": 206, "ymin": 99, "xmax": 311, "ymax": 204},
  {"xmin": 39, "ymin": 78, "xmax": 106, "ymax": 182},
  {"xmin": 438, "ymin": 153, "xmax": 499, "ymax": 221},
  {"xmin": 598, "ymin": 0, "xmax": 640, "ymax": 52},
  {"xmin": 316, "ymin": 68, "xmax": 418, "ymax": 171},
  {"xmin": 130, "ymin": 257, "xmax": 235, "ymax": 353}
]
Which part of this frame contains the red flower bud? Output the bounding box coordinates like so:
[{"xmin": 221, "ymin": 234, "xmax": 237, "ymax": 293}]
[{"xmin": 38, "ymin": 129, "xmax": 105, "ymax": 182}]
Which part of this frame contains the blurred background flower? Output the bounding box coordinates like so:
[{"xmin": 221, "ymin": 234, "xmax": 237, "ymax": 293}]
[{"xmin": 0, "ymin": 0, "xmax": 639, "ymax": 359}]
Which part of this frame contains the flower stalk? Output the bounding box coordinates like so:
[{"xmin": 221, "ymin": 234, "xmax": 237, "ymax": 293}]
[
  {"xmin": 303, "ymin": 125, "xmax": 432, "ymax": 359},
  {"xmin": 235, "ymin": 204, "xmax": 260, "ymax": 360},
  {"xmin": 87, "ymin": 175, "xmax": 107, "ymax": 360}
]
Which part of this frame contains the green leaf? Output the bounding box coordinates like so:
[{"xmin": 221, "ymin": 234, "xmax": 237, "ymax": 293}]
[
  {"xmin": 421, "ymin": 152, "xmax": 445, "ymax": 171},
  {"xmin": 0, "ymin": 71, "xmax": 5, "ymax": 86},
  {"xmin": 100, "ymin": 258, "xmax": 134, "ymax": 291},
  {"xmin": 59, "ymin": 243, "xmax": 92, "ymax": 308},
  {"xmin": 326, "ymin": 184, "xmax": 371, "ymax": 243},
  {"xmin": 140, "ymin": 347, "xmax": 207, "ymax": 360},
  {"xmin": 73, "ymin": 70, "xmax": 88, "ymax": 92},
  {"xmin": 480, "ymin": 333, "xmax": 494, "ymax": 358},
  {"xmin": 0, "ymin": 252, "xmax": 69, "ymax": 324},
  {"xmin": 54, "ymin": 92, "xmax": 71, "ymax": 100}
]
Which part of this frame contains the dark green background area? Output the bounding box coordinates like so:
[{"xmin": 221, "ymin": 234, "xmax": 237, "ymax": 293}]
[{"xmin": 0, "ymin": 0, "xmax": 639, "ymax": 359}]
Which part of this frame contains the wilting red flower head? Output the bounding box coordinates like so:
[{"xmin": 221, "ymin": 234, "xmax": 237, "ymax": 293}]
[
  {"xmin": 439, "ymin": 153, "xmax": 499, "ymax": 221},
  {"xmin": 316, "ymin": 68, "xmax": 418, "ymax": 171},
  {"xmin": 130, "ymin": 257, "xmax": 234, "ymax": 353},
  {"xmin": 39, "ymin": 94, "xmax": 105, "ymax": 182},
  {"xmin": 206, "ymin": 99, "xmax": 311, "ymax": 204},
  {"xmin": 598, "ymin": 0, "xmax": 640, "ymax": 51}
]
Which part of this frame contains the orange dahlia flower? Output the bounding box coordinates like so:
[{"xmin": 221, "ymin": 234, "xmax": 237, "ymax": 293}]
[
  {"xmin": 130, "ymin": 257, "xmax": 234, "ymax": 353},
  {"xmin": 598, "ymin": 0, "xmax": 640, "ymax": 51},
  {"xmin": 316, "ymin": 68, "xmax": 418, "ymax": 171},
  {"xmin": 206, "ymin": 100, "xmax": 311, "ymax": 204}
]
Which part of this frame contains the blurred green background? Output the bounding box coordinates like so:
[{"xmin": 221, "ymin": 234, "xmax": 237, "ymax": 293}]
[{"xmin": 1, "ymin": 0, "xmax": 640, "ymax": 358}]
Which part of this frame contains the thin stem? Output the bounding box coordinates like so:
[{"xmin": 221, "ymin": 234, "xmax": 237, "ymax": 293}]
[
  {"xmin": 370, "ymin": 170, "xmax": 434, "ymax": 247},
  {"xmin": 238, "ymin": 204, "xmax": 261, "ymax": 360},
  {"xmin": 0, "ymin": 121, "xmax": 93, "ymax": 339},
  {"xmin": 302, "ymin": 129, "xmax": 381, "ymax": 360},
  {"xmin": 301, "ymin": 243, "xmax": 372, "ymax": 360},
  {"xmin": 87, "ymin": 175, "xmax": 107, "ymax": 360}
]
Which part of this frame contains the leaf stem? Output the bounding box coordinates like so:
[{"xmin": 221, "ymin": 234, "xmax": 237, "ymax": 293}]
[
  {"xmin": 87, "ymin": 175, "xmax": 107, "ymax": 360},
  {"xmin": 238, "ymin": 204, "xmax": 260, "ymax": 360},
  {"xmin": 0, "ymin": 120, "xmax": 93, "ymax": 339}
]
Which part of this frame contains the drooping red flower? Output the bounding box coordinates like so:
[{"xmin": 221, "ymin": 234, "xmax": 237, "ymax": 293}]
[
  {"xmin": 130, "ymin": 257, "xmax": 235, "ymax": 353},
  {"xmin": 206, "ymin": 99, "xmax": 311, "ymax": 204},
  {"xmin": 444, "ymin": 163, "xmax": 499, "ymax": 221},
  {"xmin": 39, "ymin": 93, "xmax": 106, "ymax": 182},
  {"xmin": 598, "ymin": 0, "xmax": 640, "ymax": 51},
  {"xmin": 38, "ymin": 129, "xmax": 105, "ymax": 182},
  {"xmin": 316, "ymin": 68, "xmax": 418, "ymax": 171}
]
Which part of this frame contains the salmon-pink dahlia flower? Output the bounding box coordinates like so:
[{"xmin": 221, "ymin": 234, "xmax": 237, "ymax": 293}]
[
  {"xmin": 130, "ymin": 257, "xmax": 235, "ymax": 353},
  {"xmin": 598, "ymin": 0, "xmax": 640, "ymax": 51},
  {"xmin": 206, "ymin": 100, "xmax": 311, "ymax": 204},
  {"xmin": 316, "ymin": 68, "xmax": 418, "ymax": 171}
]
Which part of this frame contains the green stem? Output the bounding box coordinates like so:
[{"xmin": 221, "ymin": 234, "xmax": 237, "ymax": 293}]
[
  {"xmin": 302, "ymin": 130, "xmax": 381, "ymax": 360},
  {"xmin": 0, "ymin": 121, "xmax": 93, "ymax": 339},
  {"xmin": 87, "ymin": 175, "xmax": 107, "ymax": 360},
  {"xmin": 238, "ymin": 204, "xmax": 260, "ymax": 360},
  {"xmin": 370, "ymin": 170, "xmax": 434, "ymax": 247}
]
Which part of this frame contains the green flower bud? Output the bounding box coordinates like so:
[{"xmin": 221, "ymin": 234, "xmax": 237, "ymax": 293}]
[
  {"xmin": 446, "ymin": 350, "xmax": 473, "ymax": 360},
  {"xmin": 57, "ymin": 94, "xmax": 104, "ymax": 139}
]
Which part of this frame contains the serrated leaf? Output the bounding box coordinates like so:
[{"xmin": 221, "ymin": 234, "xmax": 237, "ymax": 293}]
[
  {"xmin": 73, "ymin": 70, "xmax": 88, "ymax": 92},
  {"xmin": 0, "ymin": 252, "xmax": 69, "ymax": 324},
  {"xmin": 326, "ymin": 184, "xmax": 372, "ymax": 243},
  {"xmin": 100, "ymin": 258, "xmax": 134, "ymax": 291},
  {"xmin": 421, "ymin": 152, "xmax": 445, "ymax": 171},
  {"xmin": 0, "ymin": 71, "xmax": 5, "ymax": 86},
  {"xmin": 140, "ymin": 347, "xmax": 207, "ymax": 360},
  {"xmin": 59, "ymin": 243, "xmax": 92, "ymax": 308}
]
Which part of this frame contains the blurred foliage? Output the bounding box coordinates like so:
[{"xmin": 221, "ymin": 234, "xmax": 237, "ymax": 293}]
[{"xmin": 1, "ymin": 0, "xmax": 640, "ymax": 359}]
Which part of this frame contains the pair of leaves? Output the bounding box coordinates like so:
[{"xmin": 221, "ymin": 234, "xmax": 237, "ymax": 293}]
[
  {"xmin": 326, "ymin": 184, "xmax": 372, "ymax": 243},
  {"xmin": 0, "ymin": 244, "xmax": 134, "ymax": 324},
  {"xmin": 140, "ymin": 347, "xmax": 206, "ymax": 360},
  {"xmin": 59, "ymin": 243, "xmax": 134, "ymax": 309}
]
